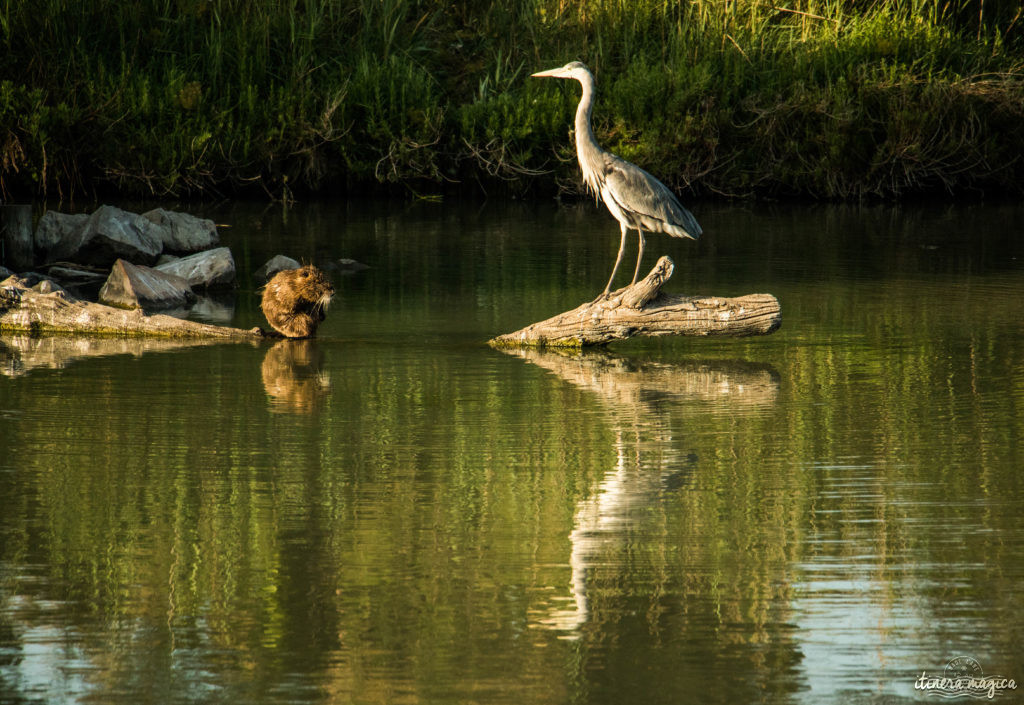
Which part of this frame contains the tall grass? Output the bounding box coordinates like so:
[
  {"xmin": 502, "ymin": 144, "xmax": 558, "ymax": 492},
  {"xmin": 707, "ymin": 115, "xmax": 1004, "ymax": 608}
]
[{"xmin": 1, "ymin": 0, "xmax": 1022, "ymax": 200}]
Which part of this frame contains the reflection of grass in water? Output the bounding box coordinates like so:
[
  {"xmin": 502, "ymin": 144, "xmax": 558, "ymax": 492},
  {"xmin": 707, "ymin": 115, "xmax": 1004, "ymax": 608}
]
[
  {"xmin": 3, "ymin": 202, "xmax": 1023, "ymax": 700},
  {"xmin": 1, "ymin": 0, "xmax": 1023, "ymax": 200}
]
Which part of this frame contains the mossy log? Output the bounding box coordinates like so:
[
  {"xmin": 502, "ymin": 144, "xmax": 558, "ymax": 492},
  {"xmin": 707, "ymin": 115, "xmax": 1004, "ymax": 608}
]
[
  {"xmin": 489, "ymin": 256, "xmax": 781, "ymax": 348},
  {"xmin": 0, "ymin": 275, "xmax": 263, "ymax": 339}
]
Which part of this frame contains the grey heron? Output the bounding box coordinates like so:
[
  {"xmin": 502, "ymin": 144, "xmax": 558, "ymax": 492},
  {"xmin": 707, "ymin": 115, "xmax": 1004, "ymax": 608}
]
[{"xmin": 532, "ymin": 61, "xmax": 702, "ymax": 298}]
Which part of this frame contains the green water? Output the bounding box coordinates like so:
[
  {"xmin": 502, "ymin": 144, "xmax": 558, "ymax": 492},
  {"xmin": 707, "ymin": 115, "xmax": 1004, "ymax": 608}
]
[{"xmin": 1, "ymin": 201, "xmax": 1023, "ymax": 704}]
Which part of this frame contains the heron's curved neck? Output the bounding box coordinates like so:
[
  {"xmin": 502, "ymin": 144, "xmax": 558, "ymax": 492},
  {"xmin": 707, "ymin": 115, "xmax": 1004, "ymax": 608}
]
[{"xmin": 573, "ymin": 72, "xmax": 604, "ymax": 195}]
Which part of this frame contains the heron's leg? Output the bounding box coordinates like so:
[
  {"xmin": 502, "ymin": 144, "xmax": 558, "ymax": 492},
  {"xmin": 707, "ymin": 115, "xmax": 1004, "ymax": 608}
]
[
  {"xmin": 630, "ymin": 231, "xmax": 646, "ymax": 285},
  {"xmin": 599, "ymin": 223, "xmax": 630, "ymax": 298}
]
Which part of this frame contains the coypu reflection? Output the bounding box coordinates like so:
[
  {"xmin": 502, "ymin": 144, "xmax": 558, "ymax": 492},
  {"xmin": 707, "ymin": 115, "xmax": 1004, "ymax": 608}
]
[
  {"xmin": 260, "ymin": 339, "xmax": 330, "ymax": 414},
  {"xmin": 501, "ymin": 348, "xmax": 780, "ymax": 634}
]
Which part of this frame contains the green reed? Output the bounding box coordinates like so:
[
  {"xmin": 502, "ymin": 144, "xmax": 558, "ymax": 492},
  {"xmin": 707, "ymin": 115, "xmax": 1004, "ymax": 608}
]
[{"xmin": 0, "ymin": 0, "xmax": 1021, "ymax": 200}]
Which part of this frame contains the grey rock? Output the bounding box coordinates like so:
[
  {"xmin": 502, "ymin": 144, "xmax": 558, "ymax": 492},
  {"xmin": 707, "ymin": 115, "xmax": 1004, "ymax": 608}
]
[
  {"xmin": 155, "ymin": 254, "xmax": 180, "ymax": 266},
  {"xmin": 74, "ymin": 206, "xmax": 165, "ymax": 267},
  {"xmin": 141, "ymin": 208, "xmax": 219, "ymax": 253},
  {"xmin": 254, "ymin": 255, "xmax": 301, "ymax": 283},
  {"xmin": 1, "ymin": 205, "xmax": 33, "ymax": 270},
  {"xmin": 322, "ymin": 258, "xmax": 369, "ymax": 276},
  {"xmin": 154, "ymin": 247, "xmax": 235, "ymax": 289},
  {"xmin": 34, "ymin": 211, "xmax": 89, "ymax": 262},
  {"xmin": 33, "ymin": 278, "xmax": 66, "ymax": 295},
  {"xmin": 99, "ymin": 259, "xmax": 195, "ymax": 310}
]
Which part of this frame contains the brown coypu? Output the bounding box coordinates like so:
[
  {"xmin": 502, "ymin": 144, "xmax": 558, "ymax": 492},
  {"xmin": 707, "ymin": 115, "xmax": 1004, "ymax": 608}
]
[{"xmin": 260, "ymin": 265, "xmax": 335, "ymax": 338}]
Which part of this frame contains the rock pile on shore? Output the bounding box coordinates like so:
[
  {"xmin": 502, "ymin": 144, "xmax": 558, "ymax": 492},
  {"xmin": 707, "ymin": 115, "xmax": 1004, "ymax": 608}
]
[{"xmin": 5, "ymin": 205, "xmax": 234, "ymax": 312}]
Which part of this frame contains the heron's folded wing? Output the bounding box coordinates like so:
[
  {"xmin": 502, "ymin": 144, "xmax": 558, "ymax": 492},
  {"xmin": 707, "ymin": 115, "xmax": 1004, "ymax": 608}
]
[{"xmin": 602, "ymin": 154, "xmax": 702, "ymax": 239}]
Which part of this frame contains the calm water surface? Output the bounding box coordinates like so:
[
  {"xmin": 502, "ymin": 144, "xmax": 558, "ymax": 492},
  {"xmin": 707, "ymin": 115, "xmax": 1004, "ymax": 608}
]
[{"xmin": 1, "ymin": 200, "xmax": 1023, "ymax": 705}]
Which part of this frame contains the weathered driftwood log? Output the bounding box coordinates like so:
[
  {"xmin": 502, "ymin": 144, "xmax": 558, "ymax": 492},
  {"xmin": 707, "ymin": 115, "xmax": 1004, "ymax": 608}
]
[
  {"xmin": 1, "ymin": 275, "xmax": 263, "ymax": 339},
  {"xmin": 490, "ymin": 256, "xmax": 781, "ymax": 348}
]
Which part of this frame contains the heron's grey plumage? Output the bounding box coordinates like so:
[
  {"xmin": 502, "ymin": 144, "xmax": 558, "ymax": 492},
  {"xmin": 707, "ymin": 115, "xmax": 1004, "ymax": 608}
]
[{"xmin": 532, "ymin": 61, "xmax": 701, "ymax": 296}]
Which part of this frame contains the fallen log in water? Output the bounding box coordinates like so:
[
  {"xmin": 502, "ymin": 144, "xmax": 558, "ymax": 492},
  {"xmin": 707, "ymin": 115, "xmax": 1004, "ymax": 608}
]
[
  {"xmin": 489, "ymin": 256, "xmax": 781, "ymax": 348},
  {"xmin": 0, "ymin": 274, "xmax": 263, "ymax": 339}
]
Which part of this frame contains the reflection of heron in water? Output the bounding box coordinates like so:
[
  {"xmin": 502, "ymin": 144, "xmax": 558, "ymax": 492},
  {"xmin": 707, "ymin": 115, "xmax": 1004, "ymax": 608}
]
[
  {"xmin": 543, "ymin": 432, "xmax": 697, "ymax": 634},
  {"xmin": 511, "ymin": 349, "xmax": 779, "ymax": 636},
  {"xmin": 532, "ymin": 62, "xmax": 701, "ymax": 298}
]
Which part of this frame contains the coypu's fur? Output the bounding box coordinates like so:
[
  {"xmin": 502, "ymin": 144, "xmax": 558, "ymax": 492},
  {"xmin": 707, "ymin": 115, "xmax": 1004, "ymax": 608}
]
[{"xmin": 260, "ymin": 265, "xmax": 335, "ymax": 338}]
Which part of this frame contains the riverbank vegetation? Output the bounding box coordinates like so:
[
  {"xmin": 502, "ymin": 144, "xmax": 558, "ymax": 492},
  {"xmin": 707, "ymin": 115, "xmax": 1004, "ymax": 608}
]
[{"xmin": 2, "ymin": 0, "xmax": 1022, "ymax": 201}]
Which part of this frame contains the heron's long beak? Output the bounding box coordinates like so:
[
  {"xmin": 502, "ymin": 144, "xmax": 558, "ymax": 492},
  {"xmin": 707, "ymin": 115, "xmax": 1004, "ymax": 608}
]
[{"xmin": 531, "ymin": 67, "xmax": 568, "ymax": 78}]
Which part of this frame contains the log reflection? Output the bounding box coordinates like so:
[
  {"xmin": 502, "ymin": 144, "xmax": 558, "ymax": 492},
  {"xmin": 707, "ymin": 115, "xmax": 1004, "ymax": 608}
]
[
  {"xmin": 260, "ymin": 339, "xmax": 330, "ymax": 414},
  {"xmin": 0, "ymin": 333, "xmax": 233, "ymax": 377},
  {"xmin": 511, "ymin": 348, "xmax": 780, "ymax": 415},
  {"xmin": 504, "ymin": 348, "xmax": 780, "ymax": 635}
]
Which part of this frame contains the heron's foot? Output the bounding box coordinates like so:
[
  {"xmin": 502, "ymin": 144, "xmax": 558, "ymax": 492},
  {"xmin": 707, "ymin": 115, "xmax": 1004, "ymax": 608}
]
[{"xmin": 590, "ymin": 291, "xmax": 611, "ymax": 305}]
